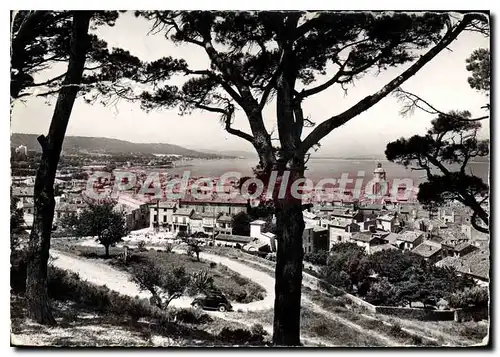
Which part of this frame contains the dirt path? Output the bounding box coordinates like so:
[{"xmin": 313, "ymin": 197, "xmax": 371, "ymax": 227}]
[
  {"xmin": 237, "ymin": 257, "xmax": 399, "ymax": 346},
  {"xmin": 50, "ymin": 251, "xmax": 194, "ymax": 309}
]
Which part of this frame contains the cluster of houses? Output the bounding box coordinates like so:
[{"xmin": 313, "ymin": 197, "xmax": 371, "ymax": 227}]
[
  {"xmin": 12, "ymin": 162, "xmax": 489, "ymax": 286},
  {"xmin": 301, "ymin": 201, "xmax": 489, "ymax": 285}
]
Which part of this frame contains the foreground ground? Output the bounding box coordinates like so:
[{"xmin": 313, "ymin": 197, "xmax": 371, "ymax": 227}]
[{"xmin": 12, "ymin": 236, "xmax": 489, "ymax": 347}]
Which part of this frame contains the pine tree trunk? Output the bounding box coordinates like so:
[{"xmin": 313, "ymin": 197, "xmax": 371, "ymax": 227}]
[{"xmin": 25, "ymin": 11, "xmax": 91, "ymax": 325}]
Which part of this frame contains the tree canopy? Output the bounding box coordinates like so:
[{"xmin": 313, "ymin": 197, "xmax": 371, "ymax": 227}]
[
  {"xmin": 386, "ymin": 45, "xmax": 490, "ymax": 233},
  {"xmin": 71, "ymin": 202, "xmax": 128, "ymax": 257}
]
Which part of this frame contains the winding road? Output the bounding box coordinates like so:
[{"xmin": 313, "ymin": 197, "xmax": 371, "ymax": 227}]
[{"xmin": 51, "ymin": 240, "xmax": 400, "ymax": 346}]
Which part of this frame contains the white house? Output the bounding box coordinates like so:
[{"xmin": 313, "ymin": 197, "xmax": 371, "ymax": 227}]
[
  {"xmin": 377, "ymin": 213, "xmax": 398, "ymax": 232},
  {"xmin": 149, "ymin": 201, "xmax": 177, "ymax": 230},
  {"xmin": 173, "ymin": 208, "xmax": 194, "ymax": 235},
  {"xmin": 250, "ymin": 219, "xmax": 277, "ymax": 252}
]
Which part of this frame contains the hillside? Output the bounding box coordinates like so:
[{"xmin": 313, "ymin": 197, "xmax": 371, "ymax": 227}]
[{"xmin": 11, "ymin": 133, "xmax": 228, "ymax": 158}]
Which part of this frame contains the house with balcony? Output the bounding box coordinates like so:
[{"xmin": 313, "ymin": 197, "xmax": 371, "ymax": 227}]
[
  {"xmin": 149, "ymin": 201, "xmax": 177, "ymax": 231},
  {"xmin": 201, "ymin": 212, "xmax": 220, "ymax": 236}
]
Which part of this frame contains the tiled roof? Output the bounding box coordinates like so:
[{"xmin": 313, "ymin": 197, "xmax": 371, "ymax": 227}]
[
  {"xmin": 173, "ymin": 208, "xmax": 193, "ymax": 216},
  {"xmin": 412, "ymin": 242, "xmax": 441, "ymax": 258},
  {"xmin": 157, "ymin": 201, "xmax": 176, "ymax": 209},
  {"xmin": 351, "ymin": 232, "xmax": 376, "ymax": 243},
  {"xmin": 378, "ymin": 213, "xmax": 396, "ymax": 221},
  {"xmin": 190, "ymin": 212, "xmax": 203, "ymax": 220},
  {"xmin": 250, "ymin": 219, "xmax": 267, "ymax": 225},
  {"xmin": 454, "ymin": 242, "xmax": 478, "ymax": 253},
  {"xmin": 384, "ymin": 233, "xmax": 401, "ymax": 244},
  {"xmin": 398, "ymin": 230, "xmax": 423, "ymax": 243},
  {"xmin": 436, "ymin": 249, "xmax": 489, "ymax": 281},
  {"xmin": 358, "ymin": 204, "xmax": 383, "ymax": 211},
  {"xmin": 370, "ymin": 243, "xmax": 398, "ymax": 254}
]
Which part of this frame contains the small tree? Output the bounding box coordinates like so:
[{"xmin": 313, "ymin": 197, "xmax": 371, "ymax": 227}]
[
  {"xmin": 185, "ymin": 238, "xmax": 202, "ymax": 262},
  {"xmin": 73, "ymin": 202, "xmax": 128, "ymax": 257},
  {"xmin": 132, "ymin": 262, "xmax": 190, "ymax": 310}
]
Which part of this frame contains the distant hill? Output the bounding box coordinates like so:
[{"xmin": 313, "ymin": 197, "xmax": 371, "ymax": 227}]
[{"xmin": 11, "ymin": 133, "xmax": 230, "ymax": 158}]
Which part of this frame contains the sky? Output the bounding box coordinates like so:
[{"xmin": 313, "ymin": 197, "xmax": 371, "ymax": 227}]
[{"xmin": 10, "ymin": 11, "xmax": 490, "ymax": 157}]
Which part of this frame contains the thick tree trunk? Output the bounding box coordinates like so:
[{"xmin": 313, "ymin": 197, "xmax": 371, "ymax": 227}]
[
  {"xmin": 25, "ymin": 11, "xmax": 91, "ymax": 325},
  {"xmin": 273, "ymin": 196, "xmax": 305, "ymax": 346}
]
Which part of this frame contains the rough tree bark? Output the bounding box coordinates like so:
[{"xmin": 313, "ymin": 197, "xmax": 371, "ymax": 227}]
[
  {"xmin": 25, "ymin": 11, "xmax": 92, "ymax": 325},
  {"xmin": 272, "ymin": 167, "xmax": 305, "ymax": 346},
  {"xmin": 272, "ymin": 36, "xmax": 305, "ymax": 345}
]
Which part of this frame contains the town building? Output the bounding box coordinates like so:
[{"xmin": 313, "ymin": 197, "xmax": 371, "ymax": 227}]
[
  {"xmin": 377, "ymin": 212, "xmax": 400, "ymax": 232},
  {"xmin": 328, "ymin": 219, "xmax": 361, "ymax": 247},
  {"xmin": 411, "ymin": 240, "xmax": 443, "ymax": 263},
  {"xmin": 250, "ymin": 220, "xmax": 277, "ymax": 251},
  {"xmin": 215, "ymin": 214, "xmax": 233, "ymax": 235},
  {"xmin": 172, "ymin": 208, "xmax": 194, "ymax": 235},
  {"xmin": 350, "ymin": 232, "xmax": 387, "ymax": 254},
  {"xmin": 396, "ymin": 230, "xmax": 424, "ymax": 250},
  {"xmin": 436, "ymin": 248, "xmax": 489, "ymax": 286},
  {"xmin": 179, "ymin": 194, "xmax": 247, "ymax": 216},
  {"xmin": 303, "ymin": 225, "xmax": 329, "ymax": 254},
  {"xmin": 149, "ymin": 201, "xmax": 177, "ymax": 230}
]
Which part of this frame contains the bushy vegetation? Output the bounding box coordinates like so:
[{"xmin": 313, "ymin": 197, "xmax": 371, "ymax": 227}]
[
  {"xmin": 320, "ymin": 243, "xmax": 477, "ymax": 308},
  {"xmin": 448, "ymin": 286, "xmax": 489, "ymax": 309},
  {"xmin": 120, "ymin": 251, "xmax": 266, "ymax": 304},
  {"xmin": 304, "ymin": 250, "xmax": 329, "ymax": 266},
  {"xmin": 217, "ymin": 325, "xmax": 267, "ymax": 345}
]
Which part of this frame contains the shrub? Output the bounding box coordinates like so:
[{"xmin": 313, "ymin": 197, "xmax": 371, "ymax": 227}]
[
  {"xmin": 138, "ymin": 240, "xmax": 147, "ymax": 252},
  {"xmin": 188, "ymin": 270, "xmax": 214, "ymax": 296},
  {"xmin": 174, "ymin": 308, "xmax": 213, "ymax": 324},
  {"xmin": 304, "ymin": 250, "xmax": 329, "ymax": 266},
  {"xmin": 251, "ymin": 323, "xmax": 268, "ymax": 336},
  {"xmin": 217, "ymin": 326, "xmax": 266, "ymax": 345},
  {"xmin": 411, "ymin": 335, "xmax": 423, "ymax": 345},
  {"xmin": 164, "ymin": 243, "xmax": 173, "ymax": 253},
  {"xmin": 389, "ymin": 323, "xmax": 404, "ymax": 337},
  {"xmin": 448, "ymin": 286, "xmax": 489, "ymax": 309}
]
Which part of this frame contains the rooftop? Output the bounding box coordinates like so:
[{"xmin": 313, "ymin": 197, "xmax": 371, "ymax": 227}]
[
  {"xmin": 436, "ymin": 249, "xmax": 489, "ymax": 281},
  {"xmin": 398, "ymin": 230, "xmax": 424, "ymax": 243},
  {"xmin": 370, "ymin": 243, "xmax": 398, "ymax": 254},
  {"xmin": 173, "ymin": 208, "xmax": 193, "ymax": 216},
  {"xmin": 216, "ymin": 214, "xmax": 232, "ymax": 223},
  {"xmin": 351, "ymin": 232, "xmax": 377, "ymax": 243},
  {"xmin": 412, "ymin": 242, "xmax": 441, "ymax": 258}
]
